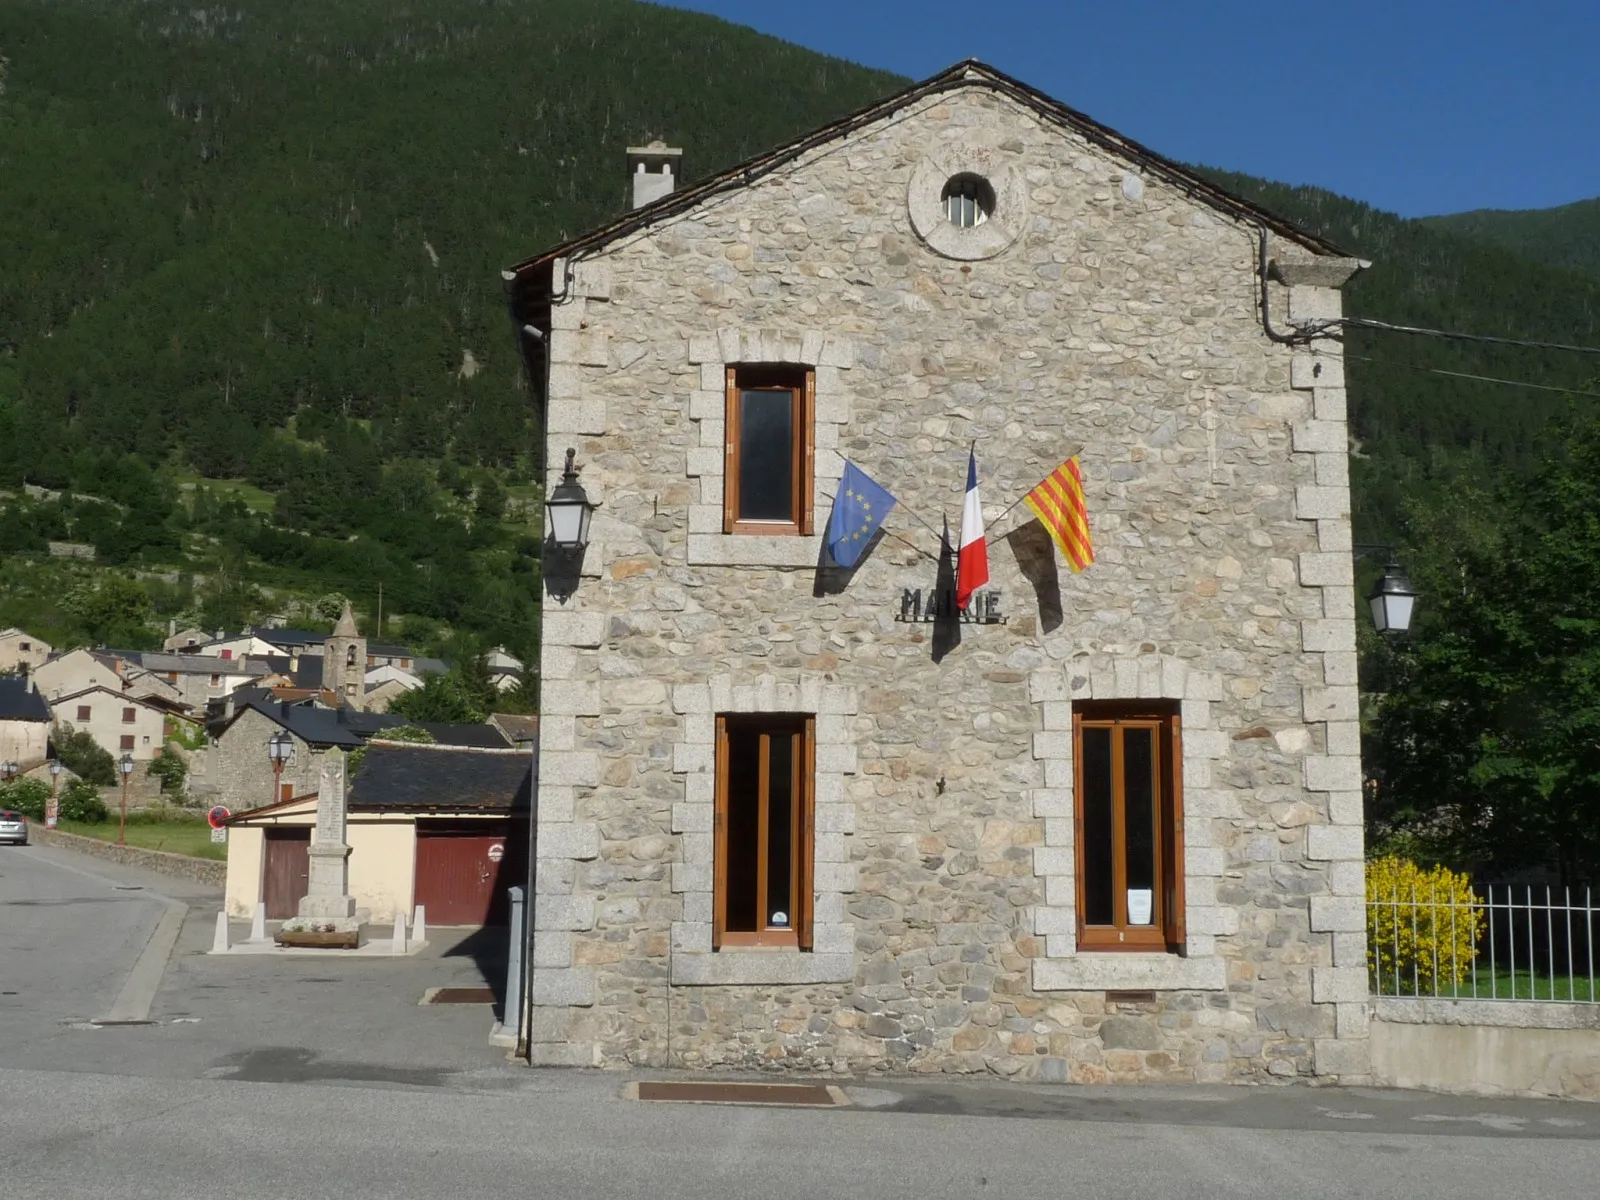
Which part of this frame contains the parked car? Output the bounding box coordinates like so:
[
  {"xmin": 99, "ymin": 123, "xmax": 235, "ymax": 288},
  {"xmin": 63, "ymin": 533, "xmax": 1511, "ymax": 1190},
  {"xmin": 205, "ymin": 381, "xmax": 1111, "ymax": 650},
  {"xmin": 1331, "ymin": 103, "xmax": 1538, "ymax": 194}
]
[{"xmin": 0, "ymin": 809, "xmax": 27, "ymax": 846}]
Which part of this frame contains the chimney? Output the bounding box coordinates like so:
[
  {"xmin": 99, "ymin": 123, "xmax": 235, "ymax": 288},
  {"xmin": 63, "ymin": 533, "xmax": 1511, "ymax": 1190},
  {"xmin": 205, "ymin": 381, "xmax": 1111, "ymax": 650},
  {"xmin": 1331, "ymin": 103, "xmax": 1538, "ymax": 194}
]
[{"xmin": 627, "ymin": 142, "xmax": 682, "ymax": 210}]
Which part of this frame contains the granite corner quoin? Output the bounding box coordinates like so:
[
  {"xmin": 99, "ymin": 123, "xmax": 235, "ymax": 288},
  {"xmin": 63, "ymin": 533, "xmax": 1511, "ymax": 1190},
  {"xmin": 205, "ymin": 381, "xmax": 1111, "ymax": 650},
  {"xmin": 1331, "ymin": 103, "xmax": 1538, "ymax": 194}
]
[{"xmin": 506, "ymin": 61, "xmax": 1369, "ymax": 1084}]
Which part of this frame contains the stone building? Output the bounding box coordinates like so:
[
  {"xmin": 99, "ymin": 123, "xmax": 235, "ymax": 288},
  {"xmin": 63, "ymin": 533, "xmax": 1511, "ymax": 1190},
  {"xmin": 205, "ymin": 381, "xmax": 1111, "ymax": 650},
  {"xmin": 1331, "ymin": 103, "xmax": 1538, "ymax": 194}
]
[
  {"xmin": 504, "ymin": 61, "xmax": 1369, "ymax": 1084},
  {"xmin": 0, "ymin": 628, "xmax": 51, "ymax": 675}
]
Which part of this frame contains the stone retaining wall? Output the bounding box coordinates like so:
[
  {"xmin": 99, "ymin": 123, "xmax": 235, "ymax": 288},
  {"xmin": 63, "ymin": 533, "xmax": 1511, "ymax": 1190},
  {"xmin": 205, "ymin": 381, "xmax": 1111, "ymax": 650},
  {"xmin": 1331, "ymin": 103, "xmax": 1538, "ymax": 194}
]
[{"xmin": 30, "ymin": 826, "xmax": 226, "ymax": 887}]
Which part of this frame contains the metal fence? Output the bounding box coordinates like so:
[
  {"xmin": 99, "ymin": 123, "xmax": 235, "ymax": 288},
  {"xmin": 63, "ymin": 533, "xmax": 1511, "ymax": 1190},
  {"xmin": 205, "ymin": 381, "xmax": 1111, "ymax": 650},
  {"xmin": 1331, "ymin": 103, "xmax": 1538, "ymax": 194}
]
[{"xmin": 1367, "ymin": 884, "xmax": 1599, "ymax": 1002}]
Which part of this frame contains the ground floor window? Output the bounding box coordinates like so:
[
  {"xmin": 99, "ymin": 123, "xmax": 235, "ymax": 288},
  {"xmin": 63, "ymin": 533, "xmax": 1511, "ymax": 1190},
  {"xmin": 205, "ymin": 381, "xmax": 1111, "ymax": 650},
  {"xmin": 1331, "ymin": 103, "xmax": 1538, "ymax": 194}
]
[
  {"xmin": 714, "ymin": 714, "xmax": 815, "ymax": 949},
  {"xmin": 1074, "ymin": 702, "xmax": 1185, "ymax": 952}
]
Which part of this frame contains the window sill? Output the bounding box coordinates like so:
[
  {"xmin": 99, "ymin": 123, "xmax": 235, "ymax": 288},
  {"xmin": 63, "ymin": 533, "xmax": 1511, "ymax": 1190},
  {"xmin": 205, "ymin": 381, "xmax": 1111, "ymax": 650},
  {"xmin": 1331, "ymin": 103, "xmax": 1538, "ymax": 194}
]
[
  {"xmin": 671, "ymin": 950, "xmax": 853, "ymax": 986},
  {"xmin": 1033, "ymin": 953, "xmax": 1226, "ymax": 992},
  {"xmin": 686, "ymin": 534, "xmax": 819, "ymax": 568}
]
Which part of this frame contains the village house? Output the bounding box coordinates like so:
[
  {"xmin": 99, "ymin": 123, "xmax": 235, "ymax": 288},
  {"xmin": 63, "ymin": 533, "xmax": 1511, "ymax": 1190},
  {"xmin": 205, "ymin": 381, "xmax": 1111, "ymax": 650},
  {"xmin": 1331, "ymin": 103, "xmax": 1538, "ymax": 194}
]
[
  {"xmin": 504, "ymin": 61, "xmax": 1369, "ymax": 1084},
  {"xmin": 223, "ymin": 742, "xmax": 530, "ymax": 925},
  {"xmin": 0, "ymin": 675, "xmax": 52, "ymax": 767},
  {"xmin": 49, "ymin": 684, "xmax": 167, "ymax": 762},
  {"xmin": 31, "ymin": 647, "xmax": 123, "ymax": 702},
  {"xmin": 0, "ymin": 628, "xmax": 52, "ymax": 675},
  {"xmin": 131, "ymin": 651, "xmax": 269, "ymax": 710}
]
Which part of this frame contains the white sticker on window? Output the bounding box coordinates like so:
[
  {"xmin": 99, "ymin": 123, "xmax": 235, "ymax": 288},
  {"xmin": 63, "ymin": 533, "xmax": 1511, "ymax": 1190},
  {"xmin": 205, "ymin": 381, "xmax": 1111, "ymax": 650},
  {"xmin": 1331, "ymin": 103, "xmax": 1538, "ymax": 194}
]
[{"xmin": 1127, "ymin": 889, "xmax": 1153, "ymax": 926}]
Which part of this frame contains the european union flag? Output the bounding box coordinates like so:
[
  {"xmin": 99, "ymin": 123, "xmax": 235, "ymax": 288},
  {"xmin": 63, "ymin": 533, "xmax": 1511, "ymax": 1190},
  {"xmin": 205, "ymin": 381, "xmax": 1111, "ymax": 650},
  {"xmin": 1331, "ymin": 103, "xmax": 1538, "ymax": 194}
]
[{"xmin": 826, "ymin": 461, "xmax": 897, "ymax": 568}]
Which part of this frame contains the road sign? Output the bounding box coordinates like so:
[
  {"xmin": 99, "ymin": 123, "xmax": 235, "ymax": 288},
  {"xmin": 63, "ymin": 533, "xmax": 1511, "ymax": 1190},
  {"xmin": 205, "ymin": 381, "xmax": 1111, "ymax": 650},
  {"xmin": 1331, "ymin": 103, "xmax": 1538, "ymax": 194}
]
[
  {"xmin": 207, "ymin": 805, "xmax": 231, "ymax": 830},
  {"xmin": 487, "ymin": 843, "xmax": 505, "ymax": 863},
  {"xmin": 210, "ymin": 826, "xmax": 227, "ymax": 844}
]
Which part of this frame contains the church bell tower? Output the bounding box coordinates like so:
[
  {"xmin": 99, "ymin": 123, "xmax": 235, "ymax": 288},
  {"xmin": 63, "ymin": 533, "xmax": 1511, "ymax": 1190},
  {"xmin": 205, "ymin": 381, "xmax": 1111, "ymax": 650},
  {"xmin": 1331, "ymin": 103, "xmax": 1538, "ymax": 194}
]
[{"xmin": 323, "ymin": 601, "xmax": 367, "ymax": 710}]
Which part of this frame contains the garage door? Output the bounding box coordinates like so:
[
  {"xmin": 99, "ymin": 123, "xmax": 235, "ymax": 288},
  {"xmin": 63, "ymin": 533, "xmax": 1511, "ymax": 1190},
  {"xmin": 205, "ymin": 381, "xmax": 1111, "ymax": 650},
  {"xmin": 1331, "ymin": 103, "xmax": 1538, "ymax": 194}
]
[
  {"xmin": 414, "ymin": 821, "xmax": 525, "ymax": 926},
  {"xmin": 263, "ymin": 828, "xmax": 311, "ymax": 919}
]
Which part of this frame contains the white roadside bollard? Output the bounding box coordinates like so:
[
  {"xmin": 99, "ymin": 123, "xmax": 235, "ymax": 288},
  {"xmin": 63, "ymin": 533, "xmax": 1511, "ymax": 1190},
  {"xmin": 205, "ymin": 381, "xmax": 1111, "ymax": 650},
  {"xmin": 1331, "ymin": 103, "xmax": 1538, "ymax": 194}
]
[
  {"xmin": 212, "ymin": 911, "xmax": 230, "ymax": 954},
  {"xmin": 390, "ymin": 910, "xmax": 407, "ymax": 955},
  {"xmin": 250, "ymin": 902, "xmax": 266, "ymax": 943},
  {"xmin": 411, "ymin": 905, "xmax": 427, "ymax": 946}
]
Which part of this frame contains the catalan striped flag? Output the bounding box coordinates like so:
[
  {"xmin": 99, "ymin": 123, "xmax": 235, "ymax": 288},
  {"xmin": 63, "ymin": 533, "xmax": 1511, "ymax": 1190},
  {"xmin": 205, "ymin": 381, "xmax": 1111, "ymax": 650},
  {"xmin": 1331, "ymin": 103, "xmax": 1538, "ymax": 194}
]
[{"xmin": 1024, "ymin": 456, "xmax": 1095, "ymax": 572}]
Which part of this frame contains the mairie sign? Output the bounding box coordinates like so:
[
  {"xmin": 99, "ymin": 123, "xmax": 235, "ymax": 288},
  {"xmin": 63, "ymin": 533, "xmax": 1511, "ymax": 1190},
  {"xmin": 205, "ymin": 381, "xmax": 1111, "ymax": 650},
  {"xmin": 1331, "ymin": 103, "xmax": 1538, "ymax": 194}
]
[{"xmin": 896, "ymin": 587, "xmax": 1004, "ymax": 625}]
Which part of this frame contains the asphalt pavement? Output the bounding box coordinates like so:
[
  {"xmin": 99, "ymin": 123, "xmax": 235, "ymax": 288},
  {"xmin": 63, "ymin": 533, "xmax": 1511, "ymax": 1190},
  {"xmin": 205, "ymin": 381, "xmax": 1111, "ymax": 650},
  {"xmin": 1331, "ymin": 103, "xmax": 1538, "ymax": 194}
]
[{"xmin": 4, "ymin": 843, "xmax": 1600, "ymax": 1199}]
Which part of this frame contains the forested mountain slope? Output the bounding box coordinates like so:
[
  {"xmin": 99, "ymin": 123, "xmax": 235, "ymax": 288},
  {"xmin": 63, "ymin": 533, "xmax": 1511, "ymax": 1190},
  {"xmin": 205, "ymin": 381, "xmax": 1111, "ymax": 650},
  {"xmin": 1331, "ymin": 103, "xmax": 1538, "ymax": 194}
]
[
  {"xmin": 1197, "ymin": 171, "xmax": 1600, "ymax": 538},
  {"xmin": 1423, "ymin": 197, "xmax": 1600, "ymax": 281},
  {"xmin": 0, "ymin": 0, "xmax": 900, "ymax": 652}
]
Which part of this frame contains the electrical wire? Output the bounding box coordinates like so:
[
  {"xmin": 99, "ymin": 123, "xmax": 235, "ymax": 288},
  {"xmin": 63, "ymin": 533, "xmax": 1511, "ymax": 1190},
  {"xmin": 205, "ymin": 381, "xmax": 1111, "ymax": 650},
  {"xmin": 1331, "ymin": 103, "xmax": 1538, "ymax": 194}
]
[
  {"xmin": 1307, "ymin": 317, "xmax": 1600, "ymax": 357},
  {"xmin": 1345, "ymin": 354, "xmax": 1600, "ymax": 399}
]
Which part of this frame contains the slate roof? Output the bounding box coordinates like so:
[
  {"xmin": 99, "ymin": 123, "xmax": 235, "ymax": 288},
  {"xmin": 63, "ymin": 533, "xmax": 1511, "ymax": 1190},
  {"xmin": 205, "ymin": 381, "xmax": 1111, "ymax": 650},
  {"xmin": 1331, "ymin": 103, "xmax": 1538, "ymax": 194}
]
[
  {"xmin": 0, "ymin": 677, "xmax": 51, "ymax": 723},
  {"xmin": 490, "ymin": 713, "xmax": 539, "ymax": 744},
  {"xmin": 349, "ymin": 744, "xmax": 531, "ymax": 813},
  {"xmin": 220, "ymin": 695, "xmax": 510, "ymax": 751},
  {"xmin": 136, "ymin": 651, "xmax": 270, "ymax": 676},
  {"xmin": 292, "ymin": 657, "xmax": 324, "ymax": 689}
]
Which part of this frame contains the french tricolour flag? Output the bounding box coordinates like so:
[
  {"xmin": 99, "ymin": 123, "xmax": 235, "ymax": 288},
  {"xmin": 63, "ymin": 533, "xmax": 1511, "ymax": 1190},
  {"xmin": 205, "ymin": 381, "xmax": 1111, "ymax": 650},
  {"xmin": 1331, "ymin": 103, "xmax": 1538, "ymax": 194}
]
[{"xmin": 956, "ymin": 449, "xmax": 989, "ymax": 611}]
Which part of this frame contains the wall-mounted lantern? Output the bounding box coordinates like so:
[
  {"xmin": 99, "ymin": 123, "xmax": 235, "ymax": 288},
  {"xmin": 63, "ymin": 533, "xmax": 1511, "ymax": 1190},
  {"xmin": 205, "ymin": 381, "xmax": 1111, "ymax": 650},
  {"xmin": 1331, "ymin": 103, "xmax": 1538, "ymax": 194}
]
[
  {"xmin": 1355, "ymin": 546, "xmax": 1419, "ymax": 635},
  {"xmin": 1367, "ymin": 562, "xmax": 1418, "ymax": 635},
  {"xmin": 545, "ymin": 448, "xmax": 595, "ymax": 552}
]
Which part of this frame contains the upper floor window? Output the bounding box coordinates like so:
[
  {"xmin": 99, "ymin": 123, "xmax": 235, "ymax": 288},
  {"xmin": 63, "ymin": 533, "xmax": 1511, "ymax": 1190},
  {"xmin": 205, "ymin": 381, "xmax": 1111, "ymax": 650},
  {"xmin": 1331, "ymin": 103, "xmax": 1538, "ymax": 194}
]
[
  {"xmin": 1075, "ymin": 702, "xmax": 1185, "ymax": 953},
  {"xmin": 122, "ymin": 707, "xmax": 136, "ymax": 724},
  {"xmin": 76, "ymin": 705, "xmax": 92, "ymax": 722},
  {"xmin": 19, "ymin": 641, "xmax": 30, "ymax": 652},
  {"xmin": 723, "ymin": 366, "xmax": 813, "ymax": 536},
  {"xmin": 714, "ymin": 715, "xmax": 815, "ymax": 950},
  {"xmin": 941, "ymin": 173, "xmax": 994, "ymax": 229},
  {"xmin": 346, "ymin": 646, "xmax": 358, "ymax": 668}
]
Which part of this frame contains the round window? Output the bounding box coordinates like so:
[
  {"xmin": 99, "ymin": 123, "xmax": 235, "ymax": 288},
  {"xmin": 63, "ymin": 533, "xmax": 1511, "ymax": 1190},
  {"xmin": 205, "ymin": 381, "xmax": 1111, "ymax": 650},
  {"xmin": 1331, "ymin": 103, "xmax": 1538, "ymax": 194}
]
[{"xmin": 941, "ymin": 173, "xmax": 995, "ymax": 229}]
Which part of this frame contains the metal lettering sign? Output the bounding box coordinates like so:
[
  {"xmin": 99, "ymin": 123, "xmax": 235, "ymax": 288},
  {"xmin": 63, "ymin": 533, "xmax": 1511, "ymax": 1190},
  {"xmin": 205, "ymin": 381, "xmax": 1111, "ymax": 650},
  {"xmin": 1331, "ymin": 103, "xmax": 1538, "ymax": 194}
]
[{"xmin": 895, "ymin": 588, "xmax": 1004, "ymax": 625}]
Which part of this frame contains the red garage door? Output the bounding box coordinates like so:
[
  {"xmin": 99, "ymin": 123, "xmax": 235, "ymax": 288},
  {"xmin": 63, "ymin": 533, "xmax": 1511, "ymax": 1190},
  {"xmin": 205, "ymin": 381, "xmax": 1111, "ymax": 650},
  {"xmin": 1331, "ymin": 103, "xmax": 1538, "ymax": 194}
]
[{"xmin": 414, "ymin": 821, "xmax": 525, "ymax": 926}]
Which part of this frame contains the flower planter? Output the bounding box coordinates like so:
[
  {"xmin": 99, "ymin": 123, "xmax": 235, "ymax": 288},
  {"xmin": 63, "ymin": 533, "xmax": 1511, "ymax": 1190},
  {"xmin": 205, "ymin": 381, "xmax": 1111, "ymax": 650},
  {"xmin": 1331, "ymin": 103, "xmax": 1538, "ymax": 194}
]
[{"xmin": 274, "ymin": 929, "xmax": 361, "ymax": 949}]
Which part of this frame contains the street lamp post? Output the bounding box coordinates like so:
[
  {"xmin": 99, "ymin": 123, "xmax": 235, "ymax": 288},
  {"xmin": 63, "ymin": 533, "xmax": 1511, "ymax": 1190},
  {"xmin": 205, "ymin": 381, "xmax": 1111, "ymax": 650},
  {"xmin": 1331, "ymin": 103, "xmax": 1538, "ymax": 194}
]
[
  {"xmin": 117, "ymin": 752, "xmax": 134, "ymax": 846},
  {"xmin": 46, "ymin": 758, "xmax": 61, "ymax": 829},
  {"xmin": 267, "ymin": 731, "xmax": 294, "ymax": 804}
]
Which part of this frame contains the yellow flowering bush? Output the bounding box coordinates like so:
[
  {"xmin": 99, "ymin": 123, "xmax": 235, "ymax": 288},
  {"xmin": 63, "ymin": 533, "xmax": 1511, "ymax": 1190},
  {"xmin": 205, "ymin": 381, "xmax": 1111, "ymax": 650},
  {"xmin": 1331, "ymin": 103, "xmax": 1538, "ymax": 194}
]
[{"xmin": 1366, "ymin": 856, "xmax": 1483, "ymax": 993}]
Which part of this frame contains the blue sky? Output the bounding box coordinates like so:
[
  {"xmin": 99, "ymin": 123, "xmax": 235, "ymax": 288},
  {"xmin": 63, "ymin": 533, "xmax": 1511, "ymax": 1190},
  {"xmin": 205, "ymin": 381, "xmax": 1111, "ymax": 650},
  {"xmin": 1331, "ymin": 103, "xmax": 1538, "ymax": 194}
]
[{"xmin": 660, "ymin": 1, "xmax": 1599, "ymax": 218}]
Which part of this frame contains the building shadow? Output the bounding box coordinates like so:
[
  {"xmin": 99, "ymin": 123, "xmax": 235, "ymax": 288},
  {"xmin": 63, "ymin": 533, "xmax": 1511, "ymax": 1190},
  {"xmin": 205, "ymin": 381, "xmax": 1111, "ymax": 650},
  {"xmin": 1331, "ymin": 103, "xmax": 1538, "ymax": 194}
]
[
  {"xmin": 931, "ymin": 519, "xmax": 961, "ymax": 663},
  {"xmin": 813, "ymin": 527, "xmax": 887, "ymax": 597},
  {"xmin": 1006, "ymin": 520, "xmax": 1064, "ymax": 633}
]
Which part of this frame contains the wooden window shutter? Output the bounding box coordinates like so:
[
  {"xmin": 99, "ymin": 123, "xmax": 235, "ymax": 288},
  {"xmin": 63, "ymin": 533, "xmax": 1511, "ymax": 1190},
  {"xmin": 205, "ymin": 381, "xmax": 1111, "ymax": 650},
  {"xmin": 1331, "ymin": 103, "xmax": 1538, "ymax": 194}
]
[
  {"xmin": 1168, "ymin": 711, "xmax": 1187, "ymax": 953},
  {"xmin": 799, "ymin": 717, "xmax": 816, "ymax": 949},
  {"xmin": 800, "ymin": 372, "xmax": 815, "ymax": 536},
  {"xmin": 712, "ymin": 715, "xmax": 730, "ymax": 950},
  {"xmin": 722, "ymin": 367, "xmax": 738, "ymax": 534}
]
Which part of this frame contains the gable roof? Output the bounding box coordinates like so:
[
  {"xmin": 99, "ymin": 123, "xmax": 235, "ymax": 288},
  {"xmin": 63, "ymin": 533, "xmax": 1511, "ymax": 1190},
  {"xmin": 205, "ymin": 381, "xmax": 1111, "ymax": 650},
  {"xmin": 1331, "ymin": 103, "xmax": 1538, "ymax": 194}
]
[
  {"xmin": 219, "ymin": 694, "xmax": 510, "ymax": 750},
  {"xmin": 136, "ymin": 651, "xmax": 270, "ymax": 677},
  {"xmin": 0, "ymin": 677, "xmax": 51, "ymax": 723},
  {"xmin": 505, "ymin": 58, "xmax": 1343, "ymax": 284},
  {"xmin": 50, "ymin": 683, "xmax": 164, "ymax": 709},
  {"xmin": 349, "ymin": 743, "xmax": 531, "ymax": 813}
]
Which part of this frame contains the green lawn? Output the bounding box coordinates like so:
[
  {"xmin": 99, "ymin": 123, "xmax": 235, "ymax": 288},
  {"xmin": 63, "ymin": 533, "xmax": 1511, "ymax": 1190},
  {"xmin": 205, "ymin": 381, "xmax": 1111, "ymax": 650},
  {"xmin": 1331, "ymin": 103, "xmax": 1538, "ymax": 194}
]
[
  {"xmin": 1374, "ymin": 970, "xmax": 1599, "ymax": 1003},
  {"xmin": 56, "ymin": 817, "xmax": 227, "ymax": 861}
]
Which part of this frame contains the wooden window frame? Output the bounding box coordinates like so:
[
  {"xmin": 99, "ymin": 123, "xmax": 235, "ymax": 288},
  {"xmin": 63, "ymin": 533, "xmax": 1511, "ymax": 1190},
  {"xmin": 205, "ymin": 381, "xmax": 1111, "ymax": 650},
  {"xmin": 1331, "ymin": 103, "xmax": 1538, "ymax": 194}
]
[
  {"xmin": 1073, "ymin": 702, "xmax": 1186, "ymax": 953},
  {"xmin": 122, "ymin": 707, "xmax": 136, "ymax": 724},
  {"xmin": 713, "ymin": 714, "xmax": 816, "ymax": 951},
  {"xmin": 76, "ymin": 705, "xmax": 91, "ymax": 722},
  {"xmin": 723, "ymin": 365, "xmax": 814, "ymax": 537},
  {"xmin": 119, "ymin": 735, "xmax": 135, "ymax": 751}
]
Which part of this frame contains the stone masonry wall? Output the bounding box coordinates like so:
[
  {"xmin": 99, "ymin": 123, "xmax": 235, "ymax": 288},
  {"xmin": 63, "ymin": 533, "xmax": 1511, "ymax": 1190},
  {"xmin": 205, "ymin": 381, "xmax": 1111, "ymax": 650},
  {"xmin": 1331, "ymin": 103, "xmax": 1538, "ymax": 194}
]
[
  {"xmin": 528, "ymin": 83, "xmax": 1367, "ymax": 1083},
  {"xmin": 208, "ymin": 707, "xmax": 333, "ymax": 812}
]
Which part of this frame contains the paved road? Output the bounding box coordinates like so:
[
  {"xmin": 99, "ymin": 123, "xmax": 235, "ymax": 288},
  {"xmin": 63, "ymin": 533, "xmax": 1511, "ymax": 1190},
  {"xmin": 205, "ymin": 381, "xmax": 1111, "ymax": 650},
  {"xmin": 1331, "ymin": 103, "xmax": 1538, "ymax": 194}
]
[
  {"xmin": 4, "ymin": 846, "xmax": 1600, "ymax": 1199},
  {"xmin": 4, "ymin": 1066, "xmax": 1600, "ymax": 1200},
  {"xmin": 0, "ymin": 844, "xmax": 167, "ymax": 1025}
]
